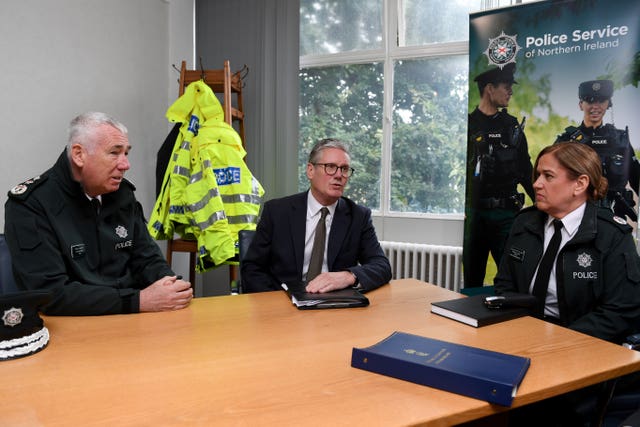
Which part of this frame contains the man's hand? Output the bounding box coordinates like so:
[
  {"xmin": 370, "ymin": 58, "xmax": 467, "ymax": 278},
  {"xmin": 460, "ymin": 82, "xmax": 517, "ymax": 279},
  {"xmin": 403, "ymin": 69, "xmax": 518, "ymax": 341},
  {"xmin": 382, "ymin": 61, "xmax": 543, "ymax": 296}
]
[
  {"xmin": 139, "ymin": 276, "xmax": 193, "ymax": 312},
  {"xmin": 305, "ymin": 271, "xmax": 355, "ymax": 293}
]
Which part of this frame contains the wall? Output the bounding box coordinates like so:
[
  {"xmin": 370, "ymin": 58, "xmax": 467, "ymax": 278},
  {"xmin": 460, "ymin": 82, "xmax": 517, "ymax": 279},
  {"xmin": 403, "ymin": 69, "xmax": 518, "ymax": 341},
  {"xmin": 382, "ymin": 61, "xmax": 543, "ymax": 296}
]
[
  {"xmin": 0, "ymin": 0, "xmax": 463, "ymax": 297},
  {"xmin": 0, "ymin": 0, "xmax": 192, "ymax": 230},
  {"xmin": 0, "ymin": 0, "xmax": 203, "ymax": 284}
]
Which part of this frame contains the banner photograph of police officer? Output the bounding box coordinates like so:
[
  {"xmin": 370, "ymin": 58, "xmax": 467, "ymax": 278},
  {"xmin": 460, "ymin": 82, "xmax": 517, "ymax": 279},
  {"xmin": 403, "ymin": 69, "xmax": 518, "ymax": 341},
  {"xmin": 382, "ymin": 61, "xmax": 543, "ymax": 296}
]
[{"xmin": 465, "ymin": 0, "xmax": 640, "ymax": 288}]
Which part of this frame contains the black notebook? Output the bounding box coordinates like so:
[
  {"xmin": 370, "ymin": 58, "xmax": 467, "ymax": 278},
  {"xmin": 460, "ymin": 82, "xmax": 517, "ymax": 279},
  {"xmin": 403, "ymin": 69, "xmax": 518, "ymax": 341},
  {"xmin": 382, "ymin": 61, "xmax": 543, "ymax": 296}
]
[
  {"xmin": 281, "ymin": 282, "xmax": 369, "ymax": 309},
  {"xmin": 430, "ymin": 294, "xmax": 531, "ymax": 327}
]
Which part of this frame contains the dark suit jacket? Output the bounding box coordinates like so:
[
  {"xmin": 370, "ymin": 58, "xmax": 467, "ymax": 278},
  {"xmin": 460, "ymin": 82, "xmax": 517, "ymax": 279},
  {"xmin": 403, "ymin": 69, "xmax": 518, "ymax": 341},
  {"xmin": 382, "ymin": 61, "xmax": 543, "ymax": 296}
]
[{"xmin": 241, "ymin": 191, "xmax": 391, "ymax": 293}]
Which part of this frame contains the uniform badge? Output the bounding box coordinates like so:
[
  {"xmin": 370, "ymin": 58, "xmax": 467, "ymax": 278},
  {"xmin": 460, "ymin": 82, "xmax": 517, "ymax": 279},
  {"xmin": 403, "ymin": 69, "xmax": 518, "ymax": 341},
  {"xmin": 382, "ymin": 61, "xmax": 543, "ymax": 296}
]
[
  {"xmin": 591, "ymin": 82, "xmax": 601, "ymax": 92},
  {"xmin": 10, "ymin": 184, "xmax": 27, "ymax": 195},
  {"xmin": 576, "ymin": 252, "xmax": 593, "ymax": 268},
  {"xmin": 3, "ymin": 307, "xmax": 23, "ymax": 327},
  {"xmin": 70, "ymin": 244, "xmax": 86, "ymax": 259},
  {"xmin": 9, "ymin": 175, "xmax": 43, "ymax": 196},
  {"xmin": 613, "ymin": 216, "xmax": 627, "ymax": 225},
  {"xmin": 509, "ymin": 247, "xmax": 525, "ymax": 262},
  {"xmin": 115, "ymin": 225, "xmax": 128, "ymax": 239}
]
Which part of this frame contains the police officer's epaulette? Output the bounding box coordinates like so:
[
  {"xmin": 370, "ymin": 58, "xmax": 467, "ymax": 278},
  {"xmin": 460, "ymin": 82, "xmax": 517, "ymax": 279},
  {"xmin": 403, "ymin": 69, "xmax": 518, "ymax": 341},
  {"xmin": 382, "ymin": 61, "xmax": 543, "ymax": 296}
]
[
  {"xmin": 601, "ymin": 123, "xmax": 626, "ymax": 136},
  {"xmin": 515, "ymin": 205, "xmax": 537, "ymax": 217},
  {"xmin": 556, "ymin": 126, "xmax": 579, "ymax": 141},
  {"xmin": 597, "ymin": 208, "xmax": 632, "ymax": 232},
  {"xmin": 121, "ymin": 178, "xmax": 137, "ymax": 191},
  {"xmin": 7, "ymin": 175, "xmax": 48, "ymax": 201}
]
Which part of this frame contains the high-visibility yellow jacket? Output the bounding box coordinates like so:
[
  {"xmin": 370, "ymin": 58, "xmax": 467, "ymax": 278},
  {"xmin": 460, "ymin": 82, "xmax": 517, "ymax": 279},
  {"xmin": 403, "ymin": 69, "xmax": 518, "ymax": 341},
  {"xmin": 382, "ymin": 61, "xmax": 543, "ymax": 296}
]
[{"xmin": 149, "ymin": 80, "xmax": 264, "ymax": 271}]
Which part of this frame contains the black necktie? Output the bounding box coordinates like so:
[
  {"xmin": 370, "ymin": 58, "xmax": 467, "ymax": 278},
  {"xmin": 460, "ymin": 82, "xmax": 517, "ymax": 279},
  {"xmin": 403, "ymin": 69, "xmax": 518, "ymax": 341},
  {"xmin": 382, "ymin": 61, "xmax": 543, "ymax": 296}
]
[
  {"xmin": 91, "ymin": 198, "xmax": 101, "ymax": 215},
  {"xmin": 307, "ymin": 207, "xmax": 329, "ymax": 281},
  {"xmin": 532, "ymin": 219, "xmax": 563, "ymax": 315}
]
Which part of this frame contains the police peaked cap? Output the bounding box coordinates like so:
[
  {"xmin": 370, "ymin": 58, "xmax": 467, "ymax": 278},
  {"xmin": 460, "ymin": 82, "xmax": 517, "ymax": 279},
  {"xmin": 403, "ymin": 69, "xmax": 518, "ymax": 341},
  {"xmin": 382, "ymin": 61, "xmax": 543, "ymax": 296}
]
[
  {"xmin": 474, "ymin": 63, "xmax": 518, "ymax": 86},
  {"xmin": 579, "ymin": 80, "xmax": 613, "ymax": 102},
  {"xmin": 0, "ymin": 290, "xmax": 52, "ymax": 361}
]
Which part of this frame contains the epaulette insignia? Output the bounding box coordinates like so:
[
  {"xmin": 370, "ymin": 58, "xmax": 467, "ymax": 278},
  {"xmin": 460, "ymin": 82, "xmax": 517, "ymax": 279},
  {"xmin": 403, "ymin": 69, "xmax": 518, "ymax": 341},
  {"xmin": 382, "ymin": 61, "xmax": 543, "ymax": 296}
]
[
  {"xmin": 9, "ymin": 175, "xmax": 46, "ymax": 198},
  {"xmin": 613, "ymin": 215, "xmax": 627, "ymax": 225}
]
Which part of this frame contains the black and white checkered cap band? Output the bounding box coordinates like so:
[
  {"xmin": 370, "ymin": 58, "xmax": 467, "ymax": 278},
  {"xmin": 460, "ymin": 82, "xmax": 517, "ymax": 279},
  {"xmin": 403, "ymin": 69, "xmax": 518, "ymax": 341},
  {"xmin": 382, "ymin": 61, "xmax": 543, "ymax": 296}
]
[{"xmin": 0, "ymin": 326, "xmax": 49, "ymax": 360}]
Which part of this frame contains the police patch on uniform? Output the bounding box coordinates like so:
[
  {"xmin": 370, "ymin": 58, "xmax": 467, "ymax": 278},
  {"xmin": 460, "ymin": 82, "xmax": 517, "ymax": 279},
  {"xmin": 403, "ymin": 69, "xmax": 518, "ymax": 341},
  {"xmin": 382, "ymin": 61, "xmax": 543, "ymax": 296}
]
[
  {"xmin": 115, "ymin": 225, "xmax": 128, "ymax": 239},
  {"xmin": 576, "ymin": 252, "xmax": 593, "ymax": 268},
  {"xmin": 3, "ymin": 307, "xmax": 23, "ymax": 327},
  {"xmin": 613, "ymin": 216, "xmax": 627, "ymax": 225},
  {"xmin": 509, "ymin": 246, "xmax": 525, "ymax": 262}
]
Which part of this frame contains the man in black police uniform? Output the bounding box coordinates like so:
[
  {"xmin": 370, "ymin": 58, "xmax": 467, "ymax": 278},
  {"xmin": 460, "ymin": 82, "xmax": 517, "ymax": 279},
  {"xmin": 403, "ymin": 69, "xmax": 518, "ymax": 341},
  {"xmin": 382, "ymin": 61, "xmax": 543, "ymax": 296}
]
[
  {"xmin": 4, "ymin": 112, "xmax": 193, "ymax": 315},
  {"xmin": 464, "ymin": 63, "xmax": 535, "ymax": 288},
  {"xmin": 555, "ymin": 79, "xmax": 640, "ymax": 222}
]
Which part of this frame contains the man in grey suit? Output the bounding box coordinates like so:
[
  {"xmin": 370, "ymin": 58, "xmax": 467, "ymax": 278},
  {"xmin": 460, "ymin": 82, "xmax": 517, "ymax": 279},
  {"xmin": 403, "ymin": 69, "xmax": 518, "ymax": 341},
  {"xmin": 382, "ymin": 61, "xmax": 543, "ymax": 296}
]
[{"xmin": 241, "ymin": 138, "xmax": 391, "ymax": 293}]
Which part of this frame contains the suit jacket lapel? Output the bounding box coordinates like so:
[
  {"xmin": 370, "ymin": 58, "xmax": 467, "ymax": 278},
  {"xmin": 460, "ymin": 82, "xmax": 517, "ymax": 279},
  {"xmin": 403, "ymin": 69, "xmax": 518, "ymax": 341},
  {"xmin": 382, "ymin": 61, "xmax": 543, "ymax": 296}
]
[
  {"xmin": 290, "ymin": 192, "xmax": 308, "ymax": 274},
  {"xmin": 327, "ymin": 198, "xmax": 350, "ymax": 268}
]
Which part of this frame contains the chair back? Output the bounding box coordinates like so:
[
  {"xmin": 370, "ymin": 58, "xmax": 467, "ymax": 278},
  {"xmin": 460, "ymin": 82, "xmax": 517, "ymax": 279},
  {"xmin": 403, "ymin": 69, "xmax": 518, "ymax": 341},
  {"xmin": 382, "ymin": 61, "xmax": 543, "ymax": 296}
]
[
  {"xmin": 0, "ymin": 234, "xmax": 19, "ymax": 294},
  {"xmin": 236, "ymin": 229, "xmax": 256, "ymax": 294}
]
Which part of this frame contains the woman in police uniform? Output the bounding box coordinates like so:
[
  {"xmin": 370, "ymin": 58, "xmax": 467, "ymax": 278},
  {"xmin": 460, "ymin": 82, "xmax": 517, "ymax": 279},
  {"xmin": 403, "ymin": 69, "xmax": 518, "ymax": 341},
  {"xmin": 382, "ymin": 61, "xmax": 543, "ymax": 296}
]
[
  {"xmin": 495, "ymin": 142, "xmax": 640, "ymax": 426},
  {"xmin": 494, "ymin": 142, "xmax": 640, "ymax": 345}
]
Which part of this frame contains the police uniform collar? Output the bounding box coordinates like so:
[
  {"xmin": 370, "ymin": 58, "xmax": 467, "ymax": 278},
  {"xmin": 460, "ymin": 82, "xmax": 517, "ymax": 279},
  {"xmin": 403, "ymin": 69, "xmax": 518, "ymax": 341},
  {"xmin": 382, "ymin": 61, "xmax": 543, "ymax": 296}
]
[
  {"xmin": 580, "ymin": 121, "xmax": 604, "ymax": 131},
  {"xmin": 473, "ymin": 106, "xmax": 505, "ymax": 119},
  {"xmin": 56, "ymin": 149, "xmax": 86, "ymax": 197},
  {"xmin": 572, "ymin": 202, "xmax": 599, "ymax": 244},
  {"xmin": 550, "ymin": 203, "xmax": 586, "ymax": 240}
]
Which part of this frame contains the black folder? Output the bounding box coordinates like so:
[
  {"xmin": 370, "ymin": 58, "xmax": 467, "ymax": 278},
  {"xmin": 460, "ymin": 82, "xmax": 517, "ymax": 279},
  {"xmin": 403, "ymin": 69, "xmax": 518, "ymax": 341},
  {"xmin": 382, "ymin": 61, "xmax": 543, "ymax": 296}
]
[
  {"xmin": 281, "ymin": 282, "xmax": 369, "ymax": 309},
  {"xmin": 430, "ymin": 294, "xmax": 532, "ymax": 327}
]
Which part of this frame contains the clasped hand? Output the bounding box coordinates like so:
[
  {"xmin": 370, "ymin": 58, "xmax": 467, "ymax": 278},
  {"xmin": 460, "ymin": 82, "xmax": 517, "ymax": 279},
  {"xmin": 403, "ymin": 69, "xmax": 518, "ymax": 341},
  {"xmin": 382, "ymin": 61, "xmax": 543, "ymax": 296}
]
[{"xmin": 139, "ymin": 275, "xmax": 193, "ymax": 312}]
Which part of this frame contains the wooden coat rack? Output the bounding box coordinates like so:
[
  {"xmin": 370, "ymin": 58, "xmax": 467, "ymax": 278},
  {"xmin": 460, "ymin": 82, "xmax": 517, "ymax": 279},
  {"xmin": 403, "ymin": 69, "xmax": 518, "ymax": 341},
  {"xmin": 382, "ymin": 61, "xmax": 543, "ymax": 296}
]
[{"xmin": 165, "ymin": 59, "xmax": 247, "ymax": 290}]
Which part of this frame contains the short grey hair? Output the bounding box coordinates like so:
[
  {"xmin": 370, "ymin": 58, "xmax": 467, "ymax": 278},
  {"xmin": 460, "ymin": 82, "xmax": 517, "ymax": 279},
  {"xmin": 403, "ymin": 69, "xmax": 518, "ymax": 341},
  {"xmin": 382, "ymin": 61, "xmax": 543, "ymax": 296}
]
[
  {"xmin": 308, "ymin": 138, "xmax": 351, "ymax": 164},
  {"xmin": 67, "ymin": 112, "xmax": 128, "ymax": 155}
]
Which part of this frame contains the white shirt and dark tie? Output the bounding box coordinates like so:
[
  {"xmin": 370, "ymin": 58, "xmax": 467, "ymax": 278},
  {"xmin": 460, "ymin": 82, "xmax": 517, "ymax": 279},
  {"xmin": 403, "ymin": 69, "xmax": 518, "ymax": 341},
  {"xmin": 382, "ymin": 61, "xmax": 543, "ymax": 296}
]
[
  {"xmin": 303, "ymin": 196, "xmax": 336, "ymax": 282},
  {"xmin": 86, "ymin": 194, "xmax": 102, "ymax": 215},
  {"xmin": 530, "ymin": 203, "xmax": 585, "ymax": 318}
]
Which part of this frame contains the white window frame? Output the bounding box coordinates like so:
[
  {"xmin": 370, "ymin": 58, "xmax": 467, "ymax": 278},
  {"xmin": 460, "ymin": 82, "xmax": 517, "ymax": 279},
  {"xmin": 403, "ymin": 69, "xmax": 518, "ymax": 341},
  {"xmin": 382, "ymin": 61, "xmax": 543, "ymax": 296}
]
[{"xmin": 300, "ymin": 0, "xmax": 470, "ymax": 221}]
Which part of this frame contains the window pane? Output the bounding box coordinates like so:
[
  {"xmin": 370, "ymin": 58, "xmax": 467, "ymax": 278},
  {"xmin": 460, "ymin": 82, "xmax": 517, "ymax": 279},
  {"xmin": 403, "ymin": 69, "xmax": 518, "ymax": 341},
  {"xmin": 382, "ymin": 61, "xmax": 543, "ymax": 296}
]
[
  {"xmin": 300, "ymin": 0, "xmax": 383, "ymax": 55},
  {"xmin": 299, "ymin": 64, "xmax": 384, "ymax": 210},
  {"xmin": 400, "ymin": 0, "xmax": 482, "ymax": 46},
  {"xmin": 390, "ymin": 56, "xmax": 468, "ymax": 214}
]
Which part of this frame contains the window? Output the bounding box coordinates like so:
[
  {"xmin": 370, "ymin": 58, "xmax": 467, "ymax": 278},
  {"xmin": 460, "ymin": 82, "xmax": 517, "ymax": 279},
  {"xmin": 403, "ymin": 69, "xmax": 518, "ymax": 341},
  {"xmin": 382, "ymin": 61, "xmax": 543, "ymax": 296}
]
[{"xmin": 299, "ymin": 0, "xmax": 533, "ymax": 216}]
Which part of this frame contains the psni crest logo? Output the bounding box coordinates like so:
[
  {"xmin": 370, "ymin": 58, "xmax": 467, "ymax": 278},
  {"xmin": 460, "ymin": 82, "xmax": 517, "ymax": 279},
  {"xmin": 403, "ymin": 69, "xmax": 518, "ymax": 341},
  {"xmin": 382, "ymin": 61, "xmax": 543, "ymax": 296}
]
[
  {"xmin": 484, "ymin": 31, "xmax": 521, "ymax": 68},
  {"xmin": 576, "ymin": 252, "xmax": 593, "ymax": 268}
]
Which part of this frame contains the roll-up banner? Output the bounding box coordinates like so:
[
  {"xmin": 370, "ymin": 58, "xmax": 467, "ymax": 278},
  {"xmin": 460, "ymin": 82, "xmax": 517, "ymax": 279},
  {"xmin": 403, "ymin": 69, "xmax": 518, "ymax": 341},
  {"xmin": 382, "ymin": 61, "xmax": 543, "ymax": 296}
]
[{"xmin": 464, "ymin": 0, "xmax": 640, "ymax": 286}]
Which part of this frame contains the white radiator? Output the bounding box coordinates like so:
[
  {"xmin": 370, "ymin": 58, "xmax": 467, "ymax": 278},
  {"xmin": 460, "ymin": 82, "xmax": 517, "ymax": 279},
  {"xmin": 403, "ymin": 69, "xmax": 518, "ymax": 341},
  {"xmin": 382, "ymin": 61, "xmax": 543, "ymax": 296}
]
[{"xmin": 380, "ymin": 241, "xmax": 463, "ymax": 291}]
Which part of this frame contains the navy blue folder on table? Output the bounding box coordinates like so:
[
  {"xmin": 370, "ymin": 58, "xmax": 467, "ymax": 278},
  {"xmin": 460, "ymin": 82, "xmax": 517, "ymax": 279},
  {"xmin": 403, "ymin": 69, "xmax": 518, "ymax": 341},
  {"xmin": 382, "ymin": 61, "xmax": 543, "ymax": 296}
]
[{"xmin": 351, "ymin": 331, "xmax": 530, "ymax": 406}]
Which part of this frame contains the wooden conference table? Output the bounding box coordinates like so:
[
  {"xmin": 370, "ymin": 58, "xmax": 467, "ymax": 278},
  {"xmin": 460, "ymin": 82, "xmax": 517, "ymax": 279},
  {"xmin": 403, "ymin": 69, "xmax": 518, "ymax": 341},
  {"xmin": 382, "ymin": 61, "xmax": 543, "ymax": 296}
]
[{"xmin": 1, "ymin": 279, "xmax": 639, "ymax": 427}]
